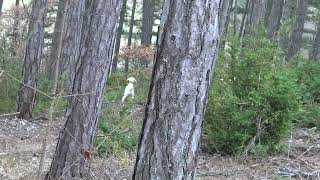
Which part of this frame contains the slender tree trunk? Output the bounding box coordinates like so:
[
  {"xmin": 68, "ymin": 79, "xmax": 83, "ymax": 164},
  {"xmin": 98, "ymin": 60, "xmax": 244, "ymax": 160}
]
[
  {"xmin": 12, "ymin": 0, "xmax": 20, "ymax": 56},
  {"xmin": 0, "ymin": 0, "xmax": 3, "ymax": 15},
  {"xmin": 59, "ymin": 0, "xmax": 86, "ymax": 92},
  {"xmin": 133, "ymin": 0, "xmax": 220, "ymax": 179},
  {"xmin": 140, "ymin": 0, "xmax": 155, "ymax": 66},
  {"xmin": 309, "ymin": 17, "xmax": 320, "ymax": 60},
  {"xmin": 112, "ymin": 0, "xmax": 128, "ymax": 72},
  {"xmin": 244, "ymin": 0, "xmax": 267, "ymax": 35},
  {"xmin": 278, "ymin": 0, "xmax": 295, "ymax": 56},
  {"xmin": 125, "ymin": 0, "xmax": 137, "ymax": 73},
  {"xmin": 267, "ymin": 0, "xmax": 283, "ymax": 39},
  {"xmin": 17, "ymin": 0, "xmax": 47, "ymax": 119},
  {"xmin": 45, "ymin": 1, "xmax": 122, "ymax": 179},
  {"xmin": 233, "ymin": 0, "xmax": 238, "ymax": 35},
  {"xmin": 239, "ymin": 0, "xmax": 249, "ymax": 38},
  {"xmin": 219, "ymin": 0, "xmax": 233, "ymax": 37},
  {"xmin": 51, "ymin": 0, "xmax": 69, "ymax": 94},
  {"xmin": 287, "ymin": 0, "xmax": 306, "ymax": 60},
  {"xmin": 47, "ymin": 0, "xmax": 66, "ymax": 80}
]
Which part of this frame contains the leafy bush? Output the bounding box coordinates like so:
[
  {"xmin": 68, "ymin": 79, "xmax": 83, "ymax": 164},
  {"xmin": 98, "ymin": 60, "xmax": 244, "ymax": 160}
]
[
  {"xmin": 292, "ymin": 60, "xmax": 320, "ymax": 128},
  {"xmin": 203, "ymin": 36, "xmax": 301, "ymax": 155}
]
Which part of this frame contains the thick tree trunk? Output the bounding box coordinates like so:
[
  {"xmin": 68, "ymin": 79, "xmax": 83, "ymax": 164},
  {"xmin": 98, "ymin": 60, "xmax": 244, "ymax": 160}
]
[
  {"xmin": 17, "ymin": 0, "xmax": 47, "ymax": 119},
  {"xmin": 47, "ymin": 0, "xmax": 66, "ymax": 80},
  {"xmin": 287, "ymin": 0, "xmax": 306, "ymax": 60},
  {"xmin": 112, "ymin": 0, "xmax": 128, "ymax": 72},
  {"xmin": 45, "ymin": 1, "xmax": 122, "ymax": 179},
  {"xmin": 309, "ymin": 18, "xmax": 320, "ymax": 60},
  {"xmin": 267, "ymin": 0, "xmax": 283, "ymax": 38},
  {"xmin": 125, "ymin": 0, "xmax": 137, "ymax": 73},
  {"xmin": 59, "ymin": 0, "xmax": 86, "ymax": 92},
  {"xmin": 133, "ymin": 0, "xmax": 220, "ymax": 179}
]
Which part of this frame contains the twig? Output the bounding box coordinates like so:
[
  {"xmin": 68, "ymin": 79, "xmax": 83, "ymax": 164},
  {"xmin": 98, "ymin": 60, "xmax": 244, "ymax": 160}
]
[
  {"xmin": 296, "ymin": 145, "xmax": 314, "ymax": 159},
  {"xmin": 0, "ymin": 112, "xmax": 20, "ymax": 118}
]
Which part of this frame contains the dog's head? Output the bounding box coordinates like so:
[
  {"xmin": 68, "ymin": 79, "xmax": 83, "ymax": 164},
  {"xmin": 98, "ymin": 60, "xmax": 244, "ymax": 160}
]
[{"xmin": 127, "ymin": 77, "xmax": 137, "ymax": 83}]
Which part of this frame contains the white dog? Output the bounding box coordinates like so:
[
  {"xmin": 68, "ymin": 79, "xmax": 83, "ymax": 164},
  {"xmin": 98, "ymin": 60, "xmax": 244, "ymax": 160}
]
[{"xmin": 122, "ymin": 77, "xmax": 137, "ymax": 102}]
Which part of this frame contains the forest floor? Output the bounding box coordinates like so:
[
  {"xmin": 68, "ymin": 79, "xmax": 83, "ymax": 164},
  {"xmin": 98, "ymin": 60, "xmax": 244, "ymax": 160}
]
[{"xmin": 0, "ymin": 117, "xmax": 319, "ymax": 180}]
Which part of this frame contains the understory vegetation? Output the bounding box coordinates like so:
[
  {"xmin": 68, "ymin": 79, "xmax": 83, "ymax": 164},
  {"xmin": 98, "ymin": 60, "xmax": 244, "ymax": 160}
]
[{"xmin": 203, "ymin": 34, "xmax": 320, "ymax": 156}]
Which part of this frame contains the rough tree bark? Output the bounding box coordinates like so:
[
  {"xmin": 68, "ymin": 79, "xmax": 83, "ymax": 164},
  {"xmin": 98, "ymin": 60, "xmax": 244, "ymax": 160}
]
[
  {"xmin": 112, "ymin": 0, "xmax": 128, "ymax": 72},
  {"xmin": 141, "ymin": 0, "xmax": 155, "ymax": 45},
  {"xmin": 267, "ymin": 0, "xmax": 283, "ymax": 38},
  {"xmin": 59, "ymin": 0, "xmax": 86, "ymax": 92},
  {"xmin": 133, "ymin": 0, "xmax": 220, "ymax": 179},
  {"xmin": 140, "ymin": 0, "xmax": 155, "ymax": 66},
  {"xmin": 287, "ymin": 0, "xmax": 306, "ymax": 60},
  {"xmin": 47, "ymin": 0, "xmax": 66, "ymax": 80},
  {"xmin": 45, "ymin": 0, "xmax": 122, "ymax": 179},
  {"xmin": 17, "ymin": 0, "xmax": 47, "ymax": 119},
  {"xmin": 125, "ymin": 0, "xmax": 137, "ymax": 73}
]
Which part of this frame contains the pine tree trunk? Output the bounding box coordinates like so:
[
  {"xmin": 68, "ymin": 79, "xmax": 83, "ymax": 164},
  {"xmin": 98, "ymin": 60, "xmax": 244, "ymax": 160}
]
[
  {"xmin": 51, "ymin": 0, "xmax": 69, "ymax": 94},
  {"xmin": 287, "ymin": 0, "xmax": 306, "ymax": 60},
  {"xmin": 140, "ymin": 0, "xmax": 155, "ymax": 66},
  {"xmin": 112, "ymin": 0, "xmax": 128, "ymax": 72},
  {"xmin": 59, "ymin": 0, "xmax": 86, "ymax": 92},
  {"xmin": 17, "ymin": 0, "xmax": 47, "ymax": 119},
  {"xmin": 45, "ymin": 1, "xmax": 122, "ymax": 179},
  {"xmin": 47, "ymin": 0, "xmax": 66, "ymax": 80},
  {"xmin": 125, "ymin": 0, "xmax": 137, "ymax": 73},
  {"xmin": 133, "ymin": 0, "xmax": 220, "ymax": 179},
  {"xmin": 267, "ymin": 0, "xmax": 283, "ymax": 38},
  {"xmin": 219, "ymin": 0, "xmax": 233, "ymax": 37}
]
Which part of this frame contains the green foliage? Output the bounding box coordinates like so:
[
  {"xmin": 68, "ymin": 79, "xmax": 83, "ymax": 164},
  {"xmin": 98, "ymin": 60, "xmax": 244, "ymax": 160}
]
[
  {"xmin": 292, "ymin": 60, "xmax": 320, "ymax": 128},
  {"xmin": 0, "ymin": 48, "xmax": 22, "ymax": 113},
  {"xmin": 95, "ymin": 71, "xmax": 151, "ymax": 157},
  {"xmin": 203, "ymin": 36, "xmax": 301, "ymax": 155}
]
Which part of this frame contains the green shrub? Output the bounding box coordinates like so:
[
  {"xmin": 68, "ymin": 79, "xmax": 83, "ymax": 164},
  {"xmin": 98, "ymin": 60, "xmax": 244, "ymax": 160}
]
[
  {"xmin": 203, "ymin": 36, "xmax": 301, "ymax": 155},
  {"xmin": 292, "ymin": 60, "xmax": 320, "ymax": 128}
]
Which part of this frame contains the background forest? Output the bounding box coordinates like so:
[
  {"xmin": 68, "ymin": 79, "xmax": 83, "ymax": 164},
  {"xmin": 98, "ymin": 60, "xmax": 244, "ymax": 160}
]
[{"xmin": 0, "ymin": 0, "xmax": 319, "ymax": 179}]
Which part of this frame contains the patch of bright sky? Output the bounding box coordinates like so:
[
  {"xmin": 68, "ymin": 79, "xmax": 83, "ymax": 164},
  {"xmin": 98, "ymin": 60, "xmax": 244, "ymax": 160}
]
[{"xmin": 3, "ymin": 0, "xmax": 31, "ymax": 11}]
